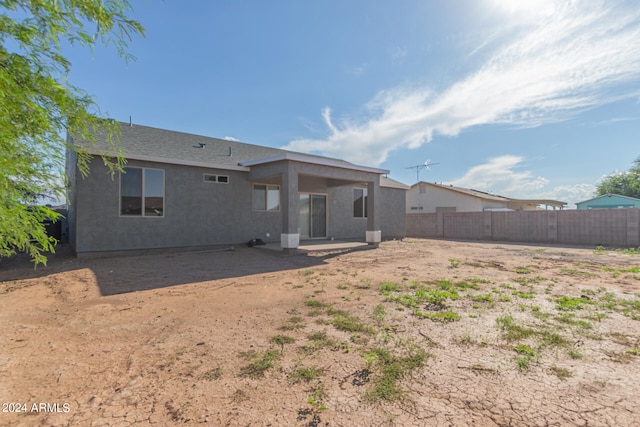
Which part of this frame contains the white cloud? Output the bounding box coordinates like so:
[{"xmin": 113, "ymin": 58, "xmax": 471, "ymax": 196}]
[
  {"xmin": 222, "ymin": 136, "xmax": 239, "ymax": 141},
  {"xmin": 284, "ymin": 0, "xmax": 640, "ymax": 166},
  {"xmin": 448, "ymin": 155, "xmax": 597, "ymax": 207},
  {"xmin": 448, "ymin": 155, "xmax": 549, "ymax": 195},
  {"xmin": 533, "ymin": 184, "xmax": 597, "ymax": 207}
]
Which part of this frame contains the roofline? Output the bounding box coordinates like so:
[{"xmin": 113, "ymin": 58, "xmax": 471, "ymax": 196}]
[
  {"xmin": 381, "ymin": 177, "xmax": 410, "ymax": 190},
  {"xmin": 85, "ymin": 149, "xmax": 250, "ymax": 172},
  {"xmin": 576, "ymin": 193, "xmax": 640, "ymax": 205},
  {"xmin": 411, "ymin": 181, "xmax": 566, "ymax": 205},
  {"xmin": 238, "ymin": 152, "xmax": 389, "ymax": 174}
]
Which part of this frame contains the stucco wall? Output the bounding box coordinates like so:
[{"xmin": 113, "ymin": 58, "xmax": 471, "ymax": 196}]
[
  {"xmin": 73, "ymin": 158, "xmax": 283, "ymax": 253},
  {"xmin": 328, "ymin": 185, "xmax": 406, "ymax": 240},
  {"xmin": 71, "ymin": 158, "xmax": 407, "ymax": 253}
]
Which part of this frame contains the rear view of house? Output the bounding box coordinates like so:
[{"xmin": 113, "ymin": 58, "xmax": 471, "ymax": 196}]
[{"xmin": 65, "ymin": 122, "xmax": 407, "ymax": 255}]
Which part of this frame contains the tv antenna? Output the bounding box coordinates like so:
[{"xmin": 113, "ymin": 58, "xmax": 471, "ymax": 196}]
[{"xmin": 406, "ymin": 160, "xmax": 440, "ymax": 183}]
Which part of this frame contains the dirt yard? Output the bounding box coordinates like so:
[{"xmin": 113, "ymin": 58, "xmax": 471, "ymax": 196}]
[{"xmin": 1, "ymin": 239, "xmax": 640, "ymax": 426}]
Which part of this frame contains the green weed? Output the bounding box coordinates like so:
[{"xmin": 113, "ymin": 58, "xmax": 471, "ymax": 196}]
[
  {"xmin": 239, "ymin": 350, "xmax": 280, "ymax": 378},
  {"xmin": 362, "ymin": 347, "xmax": 430, "ymax": 402}
]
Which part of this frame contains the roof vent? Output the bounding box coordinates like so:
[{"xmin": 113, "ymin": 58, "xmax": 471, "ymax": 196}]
[{"xmin": 199, "ymin": 143, "xmax": 206, "ymax": 149}]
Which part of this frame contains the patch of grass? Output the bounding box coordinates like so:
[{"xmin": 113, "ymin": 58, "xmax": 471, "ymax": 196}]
[
  {"xmin": 498, "ymin": 295, "xmax": 512, "ymax": 302},
  {"xmin": 471, "ymin": 293, "xmax": 494, "ymax": 303},
  {"xmin": 435, "ymin": 278, "xmax": 479, "ymax": 291},
  {"xmin": 467, "ymin": 277, "xmax": 492, "ymax": 284},
  {"xmin": 362, "ymin": 346, "xmax": 430, "ymax": 402},
  {"xmin": 279, "ymin": 316, "xmax": 306, "ymax": 331},
  {"xmin": 201, "ymin": 367, "xmax": 223, "ymax": 380},
  {"xmin": 567, "ymin": 348, "xmax": 584, "ymax": 359},
  {"xmin": 373, "ymin": 304, "xmax": 386, "ymax": 325},
  {"xmin": 496, "ymin": 315, "xmax": 535, "ymax": 341},
  {"xmin": 355, "ymin": 278, "xmax": 372, "ymax": 289},
  {"xmin": 332, "ymin": 314, "xmax": 374, "ymax": 334},
  {"xmin": 540, "ymin": 331, "xmax": 569, "ymax": 347},
  {"xmin": 514, "ymin": 343, "xmax": 538, "ymax": 371},
  {"xmin": 512, "ymin": 291, "xmax": 534, "ymax": 299},
  {"xmin": 415, "ymin": 310, "xmax": 461, "ymax": 323},
  {"xmin": 448, "ymin": 258, "xmax": 461, "ymax": 268},
  {"xmin": 239, "ymin": 349, "xmax": 280, "ymax": 378},
  {"xmin": 271, "ymin": 335, "xmax": 295, "ymax": 346},
  {"xmin": 305, "ymin": 299, "xmax": 327, "ymax": 308},
  {"xmin": 380, "ymin": 281, "xmax": 403, "ymax": 295},
  {"xmin": 291, "ymin": 365, "xmax": 324, "ymax": 383},
  {"xmin": 560, "ymin": 268, "xmax": 596, "ymax": 278},
  {"xmin": 550, "ymin": 365, "xmax": 572, "ymax": 380},
  {"xmin": 625, "ymin": 347, "xmax": 640, "ymax": 356},
  {"xmin": 514, "ymin": 268, "xmax": 532, "ymax": 274},
  {"xmin": 555, "ymin": 296, "xmax": 593, "ymax": 311}
]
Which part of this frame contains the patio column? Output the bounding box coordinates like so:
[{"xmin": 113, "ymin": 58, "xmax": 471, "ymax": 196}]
[
  {"xmin": 280, "ymin": 163, "xmax": 299, "ymax": 250},
  {"xmin": 366, "ymin": 178, "xmax": 381, "ymax": 247}
]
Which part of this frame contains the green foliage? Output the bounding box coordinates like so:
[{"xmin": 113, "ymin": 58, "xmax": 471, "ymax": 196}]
[
  {"xmin": 595, "ymin": 156, "xmax": 640, "ymax": 198},
  {"xmin": 239, "ymin": 349, "xmax": 280, "ymax": 378},
  {"xmin": 362, "ymin": 346, "xmax": 430, "ymax": 402},
  {"xmin": 0, "ymin": 0, "xmax": 144, "ymax": 265}
]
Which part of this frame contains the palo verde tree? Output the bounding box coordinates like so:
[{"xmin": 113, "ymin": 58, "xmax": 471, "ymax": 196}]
[
  {"xmin": 596, "ymin": 156, "xmax": 640, "ymax": 199},
  {"xmin": 0, "ymin": 0, "xmax": 144, "ymax": 265}
]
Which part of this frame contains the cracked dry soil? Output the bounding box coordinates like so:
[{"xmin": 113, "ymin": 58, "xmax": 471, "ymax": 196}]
[{"xmin": 1, "ymin": 239, "xmax": 640, "ymax": 426}]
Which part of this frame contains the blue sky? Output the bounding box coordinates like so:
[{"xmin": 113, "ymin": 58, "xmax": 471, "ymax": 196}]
[{"xmin": 63, "ymin": 0, "xmax": 640, "ymax": 207}]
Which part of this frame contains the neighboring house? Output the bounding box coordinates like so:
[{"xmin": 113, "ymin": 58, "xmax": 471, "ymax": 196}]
[
  {"xmin": 65, "ymin": 122, "xmax": 409, "ymax": 255},
  {"xmin": 576, "ymin": 194, "xmax": 640, "ymax": 210},
  {"xmin": 406, "ymin": 181, "xmax": 566, "ymax": 213}
]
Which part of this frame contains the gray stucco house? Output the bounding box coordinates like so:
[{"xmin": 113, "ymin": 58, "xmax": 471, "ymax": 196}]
[{"xmin": 65, "ymin": 122, "xmax": 408, "ymax": 255}]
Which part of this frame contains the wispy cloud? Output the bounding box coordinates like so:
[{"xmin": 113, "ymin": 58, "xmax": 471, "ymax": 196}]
[
  {"xmin": 448, "ymin": 155, "xmax": 597, "ymax": 206},
  {"xmin": 284, "ymin": 0, "xmax": 640, "ymax": 166},
  {"xmin": 448, "ymin": 155, "xmax": 549, "ymax": 195}
]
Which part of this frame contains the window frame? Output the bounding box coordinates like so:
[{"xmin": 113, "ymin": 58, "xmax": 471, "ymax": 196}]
[
  {"xmin": 204, "ymin": 173, "xmax": 229, "ymax": 184},
  {"xmin": 119, "ymin": 166, "xmax": 165, "ymax": 218},
  {"xmin": 353, "ymin": 187, "xmax": 368, "ymax": 218},
  {"xmin": 252, "ymin": 183, "xmax": 280, "ymax": 212}
]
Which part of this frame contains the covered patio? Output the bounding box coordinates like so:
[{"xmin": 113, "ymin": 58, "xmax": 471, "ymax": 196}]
[{"xmin": 240, "ymin": 153, "xmax": 389, "ymax": 252}]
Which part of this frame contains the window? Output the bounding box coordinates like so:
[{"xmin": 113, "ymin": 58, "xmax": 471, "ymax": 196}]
[
  {"xmin": 353, "ymin": 188, "xmax": 368, "ymax": 218},
  {"xmin": 419, "ymin": 184, "xmax": 427, "ymax": 194},
  {"xmin": 204, "ymin": 173, "xmax": 229, "ymax": 184},
  {"xmin": 120, "ymin": 167, "xmax": 164, "ymax": 217},
  {"xmin": 253, "ymin": 184, "xmax": 280, "ymax": 211}
]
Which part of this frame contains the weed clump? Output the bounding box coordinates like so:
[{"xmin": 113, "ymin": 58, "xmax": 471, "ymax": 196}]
[{"xmin": 239, "ymin": 350, "xmax": 280, "ymax": 378}]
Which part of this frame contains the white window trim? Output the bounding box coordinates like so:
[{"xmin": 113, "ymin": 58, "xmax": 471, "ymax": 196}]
[
  {"xmin": 252, "ymin": 183, "xmax": 280, "ymax": 212},
  {"xmin": 119, "ymin": 166, "xmax": 165, "ymax": 218}
]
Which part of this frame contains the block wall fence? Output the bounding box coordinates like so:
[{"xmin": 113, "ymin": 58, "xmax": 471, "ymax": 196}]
[{"xmin": 406, "ymin": 208, "xmax": 640, "ymax": 247}]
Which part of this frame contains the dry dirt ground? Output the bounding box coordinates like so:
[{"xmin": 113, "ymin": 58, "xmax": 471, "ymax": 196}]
[{"xmin": 1, "ymin": 239, "xmax": 640, "ymax": 426}]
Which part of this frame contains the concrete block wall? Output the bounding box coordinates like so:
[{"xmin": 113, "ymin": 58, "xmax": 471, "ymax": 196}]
[{"xmin": 407, "ymin": 208, "xmax": 640, "ymax": 247}]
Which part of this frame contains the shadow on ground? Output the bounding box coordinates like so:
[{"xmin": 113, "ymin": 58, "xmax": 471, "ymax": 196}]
[{"xmin": 0, "ymin": 244, "xmax": 372, "ymax": 296}]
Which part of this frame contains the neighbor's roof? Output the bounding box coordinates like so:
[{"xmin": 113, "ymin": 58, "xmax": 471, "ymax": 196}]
[
  {"xmin": 381, "ymin": 176, "xmax": 410, "ymax": 190},
  {"xmin": 576, "ymin": 193, "xmax": 640, "ymax": 205},
  {"xmin": 76, "ymin": 121, "xmax": 388, "ymax": 175},
  {"xmin": 411, "ymin": 181, "xmax": 566, "ymax": 206}
]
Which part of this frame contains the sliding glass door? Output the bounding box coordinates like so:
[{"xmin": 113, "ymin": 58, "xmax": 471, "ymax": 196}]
[{"xmin": 298, "ymin": 194, "xmax": 327, "ymax": 239}]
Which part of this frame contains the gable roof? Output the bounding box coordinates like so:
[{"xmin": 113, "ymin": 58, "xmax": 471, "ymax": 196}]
[
  {"xmin": 77, "ymin": 121, "xmax": 388, "ymax": 175},
  {"xmin": 576, "ymin": 193, "xmax": 640, "ymax": 205},
  {"xmin": 411, "ymin": 181, "xmax": 566, "ymax": 207}
]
